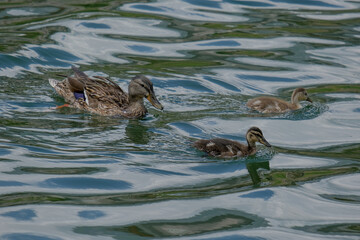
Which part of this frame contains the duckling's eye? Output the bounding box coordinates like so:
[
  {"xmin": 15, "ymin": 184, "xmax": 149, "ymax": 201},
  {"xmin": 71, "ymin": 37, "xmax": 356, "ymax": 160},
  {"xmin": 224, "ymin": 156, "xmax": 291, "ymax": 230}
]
[{"xmin": 140, "ymin": 83, "xmax": 147, "ymax": 89}]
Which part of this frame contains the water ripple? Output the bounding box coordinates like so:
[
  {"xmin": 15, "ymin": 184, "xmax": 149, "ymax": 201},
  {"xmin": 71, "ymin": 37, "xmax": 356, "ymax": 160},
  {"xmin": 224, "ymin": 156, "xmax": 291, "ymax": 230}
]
[{"xmin": 0, "ymin": 0, "xmax": 359, "ymax": 239}]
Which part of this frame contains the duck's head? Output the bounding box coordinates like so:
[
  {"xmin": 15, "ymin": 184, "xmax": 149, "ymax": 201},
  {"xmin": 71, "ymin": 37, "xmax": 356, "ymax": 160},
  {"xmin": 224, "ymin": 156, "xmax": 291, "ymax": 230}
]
[
  {"xmin": 292, "ymin": 88, "xmax": 312, "ymax": 103},
  {"xmin": 129, "ymin": 75, "xmax": 163, "ymax": 110},
  {"xmin": 246, "ymin": 127, "xmax": 271, "ymax": 147}
]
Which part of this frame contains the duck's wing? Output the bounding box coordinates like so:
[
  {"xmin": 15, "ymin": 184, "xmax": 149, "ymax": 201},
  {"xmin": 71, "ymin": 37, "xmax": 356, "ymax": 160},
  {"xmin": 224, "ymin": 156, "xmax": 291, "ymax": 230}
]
[{"xmin": 84, "ymin": 77, "xmax": 129, "ymax": 108}]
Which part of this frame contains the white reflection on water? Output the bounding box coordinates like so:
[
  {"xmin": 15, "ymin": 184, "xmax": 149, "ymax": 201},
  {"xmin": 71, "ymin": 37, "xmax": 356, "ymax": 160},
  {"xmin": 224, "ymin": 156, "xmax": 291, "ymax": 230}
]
[
  {"xmin": 299, "ymin": 12, "xmax": 360, "ymax": 20},
  {"xmin": 121, "ymin": 0, "xmax": 357, "ymax": 18},
  {"xmin": 271, "ymin": 153, "xmax": 337, "ymax": 169},
  {"xmin": 309, "ymin": 46, "xmax": 360, "ymax": 69},
  {"xmin": 303, "ymin": 173, "xmax": 360, "ymax": 196},
  {"xmin": 121, "ymin": 0, "xmax": 247, "ymax": 22},
  {"xmin": 0, "ymin": 29, "xmax": 344, "ymax": 77},
  {"xmin": 1, "ymin": 181, "xmax": 359, "ymax": 240},
  {"xmin": 28, "ymin": 17, "xmax": 181, "ymax": 38},
  {"xmin": 212, "ymin": 69, "xmax": 351, "ymax": 96},
  {"xmin": 0, "ymin": 7, "xmax": 59, "ymax": 17}
]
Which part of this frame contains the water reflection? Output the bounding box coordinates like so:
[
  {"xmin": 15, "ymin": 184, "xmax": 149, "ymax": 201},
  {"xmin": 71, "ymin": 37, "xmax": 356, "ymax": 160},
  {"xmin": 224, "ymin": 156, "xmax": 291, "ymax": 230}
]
[
  {"xmin": 78, "ymin": 210, "xmax": 106, "ymax": 220},
  {"xmin": 74, "ymin": 209, "xmax": 266, "ymax": 238},
  {"xmin": 125, "ymin": 120, "xmax": 150, "ymax": 144},
  {"xmin": 0, "ymin": 7, "xmax": 59, "ymax": 18},
  {"xmin": 39, "ymin": 177, "xmax": 132, "ymax": 190},
  {"xmin": 121, "ymin": 0, "xmax": 247, "ymax": 22},
  {"xmin": 246, "ymin": 160, "xmax": 270, "ymax": 186},
  {"xmin": 0, "ymin": 233, "xmax": 63, "ymax": 240},
  {"xmin": 1, "ymin": 208, "xmax": 36, "ymax": 221}
]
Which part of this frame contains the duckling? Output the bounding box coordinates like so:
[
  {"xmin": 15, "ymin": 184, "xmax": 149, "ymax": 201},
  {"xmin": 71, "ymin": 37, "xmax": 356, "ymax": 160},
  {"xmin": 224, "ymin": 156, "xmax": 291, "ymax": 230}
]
[
  {"xmin": 49, "ymin": 66, "xmax": 163, "ymax": 118},
  {"xmin": 193, "ymin": 127, "xmax": 271, "ymax": 158},
  {"xmin": 247, "ymin": 88, "xmax": 312, "ymax": 113}
]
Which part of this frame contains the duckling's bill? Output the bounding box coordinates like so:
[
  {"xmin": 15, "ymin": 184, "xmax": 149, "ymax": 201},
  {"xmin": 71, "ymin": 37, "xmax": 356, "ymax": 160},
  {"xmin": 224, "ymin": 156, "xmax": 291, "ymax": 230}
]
[
  {"xmin": 260, "ymin": 137, "xmax": 271, "ymax": 147},
  {"xmin": 147, "ymin": 94, "xmax": 163, "ymax": 110}
]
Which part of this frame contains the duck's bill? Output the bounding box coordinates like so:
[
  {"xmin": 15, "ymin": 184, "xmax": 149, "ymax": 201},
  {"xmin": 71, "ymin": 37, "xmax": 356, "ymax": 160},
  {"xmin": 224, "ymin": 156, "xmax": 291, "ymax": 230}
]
[
  {"xmin": 306, "ymin": 97, "xmax": 313, "ymax": 103},
  {"xmin": 260, "ymin": 137, "xmax": 271, "ymax": 147},
  {"xmin": 147, "ymin": 94, "xmax": 163, "ymax": 110}
]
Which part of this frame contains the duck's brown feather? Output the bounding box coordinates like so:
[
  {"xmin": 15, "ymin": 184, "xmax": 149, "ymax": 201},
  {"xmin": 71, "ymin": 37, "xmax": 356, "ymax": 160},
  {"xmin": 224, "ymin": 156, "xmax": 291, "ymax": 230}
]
[
  {"xmin": 193, "ymin": 138, "xmax": 251, "ymax": 158},
  {"xmin": 49, "ymin": 67, "xmax": 143, "ymax": 117},
  {"xmin": 247, "ymin": 96, "xmax": 296, "ymax": 113}
]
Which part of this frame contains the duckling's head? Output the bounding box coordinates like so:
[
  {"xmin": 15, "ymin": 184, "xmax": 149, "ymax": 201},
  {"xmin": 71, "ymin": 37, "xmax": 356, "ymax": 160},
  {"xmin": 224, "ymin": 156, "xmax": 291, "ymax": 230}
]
[
  {"xmin": 128, "ymin": 75, "xmax": 163, "ymax": 110},
  {"xmin": 246, "ymin": 127, "xmax": 271, "ymax": 147},
  {"xmin": 292, "ymin": 88, "xmax": 312, "ymax": 104}
]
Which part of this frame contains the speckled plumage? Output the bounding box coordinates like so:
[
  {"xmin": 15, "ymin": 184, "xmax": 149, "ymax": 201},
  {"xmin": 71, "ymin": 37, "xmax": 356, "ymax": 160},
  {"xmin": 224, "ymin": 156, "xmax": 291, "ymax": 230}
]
[
  {"xmin": 247, "ymin": 88, "xmax": 312, "ymax": 113},
  {"xmin": 49, "ymin": 66, "xmax": 163, "ymax": 118},
  {"xmin": 193, "ymin": 127, "xmax": 271, "ymax": 158}
]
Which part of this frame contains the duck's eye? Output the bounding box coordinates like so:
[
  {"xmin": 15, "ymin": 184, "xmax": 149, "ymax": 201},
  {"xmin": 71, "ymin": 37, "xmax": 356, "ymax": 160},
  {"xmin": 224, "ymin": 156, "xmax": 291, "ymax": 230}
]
[{"xmin": 140, "ymin": 83, "xmax": 147, "ymax": 89}]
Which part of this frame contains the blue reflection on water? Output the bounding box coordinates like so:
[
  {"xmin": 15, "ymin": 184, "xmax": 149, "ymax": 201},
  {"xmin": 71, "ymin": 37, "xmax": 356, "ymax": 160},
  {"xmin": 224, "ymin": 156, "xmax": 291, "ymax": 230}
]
[
  {"xmin": 31, "ymin": 47, "xmax": 80, "ymax": 64},
  {"xmin": 0, "ymin": 46, "xmax": 80, "ymax": 71},
  {"xmin": 0, "ymin": 233, "xmax": 62, "ymax": 240},
  {"xmin": 158, "ymin": 79, "xmax": 214, "ymax": 92},
  {"xmin": 170, "ymin": 122, "xmax": 203, "ymax": 137},
  {"xmin": 237, "ymin": 74, "xmax": 299, "ymax": 82},
  {"xmin": 39, "ymin": 177, "xmax": 132, "ymax": 190},
  {"xmin": 0, "ymin": 54, "xmax": 30, "ymax": 69},
  {"xmin": 78, "ymin": 210, "xmax": 105, "ymax": 220},
  {"xmin": 131, "ymin": 4, "xmax": 166, "ymax": 12},
  {"xmin": 0, "ymin": 148, "xmax": 11, "ymax": 156},
  {"xmin": 80, "ymin": 22, "xmax": 111, "ymax": 29},
  {"xmin": 1, "ymin": 209, "xmax": 36, "ymax": 221},
  {"xmin": 240, "ymin": 189, "xmax": 274, "ymax": 200},
  {"xmin": 0, "ymin": 180, "xmax": 28, "ymax": 187},
  {"xmin": 183, "ymin": 0, "xmax": 221, "ymax": 9},
  {"xmin": 198, "ymin": 40, "xmax": 240, "ymax": 47},
  {"xmin": 230, "ymin": 0, "xmax": 274, "ymax": 7},
  {"xmin": 270, "ymin": 0, "xmax": 342, "ymax": 8},
  {"xmin": 128, "ymin": 45, "xmax": 157, "ymax": 53},
  {"xmin": 137, "ymin": 167, "xmax": 190, "ymax": 176},
  {"xmin": 203, "ymin": 235, "xmax": 265, "ymax": 240}
]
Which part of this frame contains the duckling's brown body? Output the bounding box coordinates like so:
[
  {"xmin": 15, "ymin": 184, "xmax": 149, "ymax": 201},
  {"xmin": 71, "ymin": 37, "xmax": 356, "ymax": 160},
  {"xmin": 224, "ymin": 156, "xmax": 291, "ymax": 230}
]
[
  {"xmin": 193, "ymin": 127, "xmax": 271, "ymax": 158},
  {"xmin": 247, "ymin": 88, "xmax": 312, "ymax": 113},
  {"xmin": 49, "ymin": 66, "xmax": 163, "ymax": 118}
]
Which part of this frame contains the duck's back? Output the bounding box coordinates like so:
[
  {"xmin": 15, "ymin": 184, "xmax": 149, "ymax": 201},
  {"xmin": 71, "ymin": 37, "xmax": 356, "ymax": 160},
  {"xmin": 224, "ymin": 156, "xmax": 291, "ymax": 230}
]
[
  {"xmin": 193, "ymin": 138, "xmax": 246, "ymax": 157},
  {"xmin": 247, "ymin": 96, "xmax": 293, "ymax": 113},
  {"xmin": 84, "ymin": 78, "xmax": 128, "ymax": 109}
]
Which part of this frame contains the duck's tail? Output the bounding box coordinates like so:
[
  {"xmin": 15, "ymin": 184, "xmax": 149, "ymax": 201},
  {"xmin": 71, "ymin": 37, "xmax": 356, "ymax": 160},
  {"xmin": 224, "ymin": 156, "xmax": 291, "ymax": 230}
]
[{"xmin": 49, "ymin": 78, "xmax": 60, "ymax": 88}]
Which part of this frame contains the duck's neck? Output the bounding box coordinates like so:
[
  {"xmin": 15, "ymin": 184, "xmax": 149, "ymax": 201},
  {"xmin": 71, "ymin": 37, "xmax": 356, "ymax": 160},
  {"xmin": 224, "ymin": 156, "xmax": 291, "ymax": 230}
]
[
  {"xmin": 246, "ymin": 139, "xmax": 257, "ymax": 154},
  {"xmin": 290, "ymin": 93, "xmax": 302, "ymax": 109},
  {"xmin": 126, "ymin": 96, "xmax": 147, "ymax": 115}
]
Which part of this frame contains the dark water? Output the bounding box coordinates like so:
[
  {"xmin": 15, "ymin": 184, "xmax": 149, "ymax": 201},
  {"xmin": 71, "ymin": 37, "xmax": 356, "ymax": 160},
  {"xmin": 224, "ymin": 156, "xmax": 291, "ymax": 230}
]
[{"xmin": 0, "ymin": 1, "xmax": 360, "ymax": 239}]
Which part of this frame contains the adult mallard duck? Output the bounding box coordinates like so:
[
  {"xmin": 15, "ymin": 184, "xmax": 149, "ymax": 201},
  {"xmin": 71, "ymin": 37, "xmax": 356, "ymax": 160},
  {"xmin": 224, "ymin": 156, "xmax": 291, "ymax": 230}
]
[
  {"xmin": 49, "ymin": 66, "xmax": 163, "ymax": 118},
  {"xmin": 247, "ymin": 88, "xmax": 312, "ymax": 113},
  {"xmin": 193, "ymin": 127, "xmax": 271, "ymax": 158}
]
